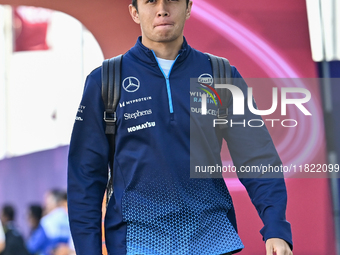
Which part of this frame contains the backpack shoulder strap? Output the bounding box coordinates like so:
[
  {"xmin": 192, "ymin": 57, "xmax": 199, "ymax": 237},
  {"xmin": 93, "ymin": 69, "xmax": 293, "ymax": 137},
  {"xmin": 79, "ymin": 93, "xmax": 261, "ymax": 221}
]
[
  {"xmin": 102, "ymin": 54, "xmax": 123, "ymax": 135},
  {"xmin": 101, "ymin": 54, "xmax": 123, "ymax": 204},
  {"xmin": 205, "ymin": 53, "xmax": 232, "ymax": 120}
]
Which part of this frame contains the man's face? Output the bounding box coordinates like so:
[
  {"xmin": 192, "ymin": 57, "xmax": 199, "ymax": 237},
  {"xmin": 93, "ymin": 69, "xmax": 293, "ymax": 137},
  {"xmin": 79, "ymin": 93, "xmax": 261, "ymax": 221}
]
[
  {"xmin": 44, "ymin": 192, "xmax": 57, "ymax": 214},
  {"xmin": 129, "ymin": 0, "xmax": 192, "ymax": 45}
]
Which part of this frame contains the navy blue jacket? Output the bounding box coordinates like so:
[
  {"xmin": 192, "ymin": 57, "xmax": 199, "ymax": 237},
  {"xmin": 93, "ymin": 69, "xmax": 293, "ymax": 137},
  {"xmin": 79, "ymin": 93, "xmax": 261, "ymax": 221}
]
[{"xmin": 68, "ymin": 37, "xmax": 292, "ymax": 255}]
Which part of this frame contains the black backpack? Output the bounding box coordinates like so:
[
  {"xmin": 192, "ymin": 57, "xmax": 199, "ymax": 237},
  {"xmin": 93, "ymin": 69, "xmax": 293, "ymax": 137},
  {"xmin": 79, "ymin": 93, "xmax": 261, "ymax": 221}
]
[{"xmin": 101, "ymin": 53, "xmax": 233, "ymax": 202}]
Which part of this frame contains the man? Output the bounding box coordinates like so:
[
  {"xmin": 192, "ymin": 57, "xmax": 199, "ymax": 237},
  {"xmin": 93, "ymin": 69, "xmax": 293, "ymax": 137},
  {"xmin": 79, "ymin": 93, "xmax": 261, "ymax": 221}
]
[
  {"xmin": 26, "ymin": 189, "xmax": 71, "ymax": 255},
  {"xmin": 0, "ymin": 204, "xmax": 29, "ymax": 255},
  {"xmin": 27, "ymin": 204, "xmax": 43, "ymax": 236},
  {"xmin": 68, "ymin": 0, "xmax": 293, "ymax": 254}
]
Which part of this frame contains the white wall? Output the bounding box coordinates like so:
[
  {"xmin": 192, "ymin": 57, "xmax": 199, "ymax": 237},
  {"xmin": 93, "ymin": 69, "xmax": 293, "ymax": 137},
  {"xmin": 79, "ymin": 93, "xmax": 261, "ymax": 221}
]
[
  {"xmin": 0, "ymin": 5, "xmax": 12, "ymax": 160},
  {"xmin": 0, "ymin": 6, "xmax": 104, "ymax": 159}
]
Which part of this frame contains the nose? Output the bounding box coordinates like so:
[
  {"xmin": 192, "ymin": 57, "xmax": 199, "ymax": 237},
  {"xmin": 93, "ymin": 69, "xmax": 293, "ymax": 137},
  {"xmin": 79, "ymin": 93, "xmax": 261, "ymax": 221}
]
[{"xmin": 157, "ymin": 1, "xmax": 170, "ymax": 17}]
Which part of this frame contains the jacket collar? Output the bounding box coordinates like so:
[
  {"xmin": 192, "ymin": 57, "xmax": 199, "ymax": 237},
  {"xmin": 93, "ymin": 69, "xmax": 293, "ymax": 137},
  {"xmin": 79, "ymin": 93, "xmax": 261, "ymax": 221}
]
[{"xmin": 129, "ymin": 36, "xmax": 191, "ymax": 66}]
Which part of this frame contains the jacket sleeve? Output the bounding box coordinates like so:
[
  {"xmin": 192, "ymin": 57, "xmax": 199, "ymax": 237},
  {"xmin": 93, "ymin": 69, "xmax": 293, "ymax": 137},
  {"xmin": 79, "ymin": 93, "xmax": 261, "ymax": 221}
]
[
  {"xmin": 221, "ymin": 67, "xmax": 293, "ymax": 249},
  {"xmin": 67, "ymin": 68, "xmax": 109, "ymax": 255},
  {"xmin": 26, "ymin": 225, "xmax": 47, "ymax": 254}
]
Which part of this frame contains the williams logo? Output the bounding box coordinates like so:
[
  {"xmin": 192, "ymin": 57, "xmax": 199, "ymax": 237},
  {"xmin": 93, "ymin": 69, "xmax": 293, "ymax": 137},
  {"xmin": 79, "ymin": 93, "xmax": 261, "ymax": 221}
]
[
  {"xmin": 197, "ymin": 82, "xmax": 223, "ymax": 115},
  {"xmin": 122, "ymin": 76, "xmax": 140, "ymax": 93}
]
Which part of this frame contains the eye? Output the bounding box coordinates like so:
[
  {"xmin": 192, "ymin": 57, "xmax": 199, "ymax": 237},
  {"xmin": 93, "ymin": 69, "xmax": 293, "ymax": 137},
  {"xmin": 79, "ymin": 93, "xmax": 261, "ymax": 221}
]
[{"xmin": 147, "ymin": 0, "xmax": 156, "ymax": 3}]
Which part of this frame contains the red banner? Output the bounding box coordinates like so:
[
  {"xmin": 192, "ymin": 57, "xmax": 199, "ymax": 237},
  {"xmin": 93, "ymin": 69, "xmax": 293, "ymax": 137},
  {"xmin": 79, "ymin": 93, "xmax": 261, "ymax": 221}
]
[{"xmin": 13, "ymin": 6, "xmax": 52, "ymax": 52}]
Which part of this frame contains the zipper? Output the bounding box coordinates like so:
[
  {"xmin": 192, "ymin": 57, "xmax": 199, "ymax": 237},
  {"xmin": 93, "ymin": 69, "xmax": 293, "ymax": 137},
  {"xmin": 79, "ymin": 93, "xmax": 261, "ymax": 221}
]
[{"xmin": 152, "ymin": 51, "xmax": 179, "ymax": 121}]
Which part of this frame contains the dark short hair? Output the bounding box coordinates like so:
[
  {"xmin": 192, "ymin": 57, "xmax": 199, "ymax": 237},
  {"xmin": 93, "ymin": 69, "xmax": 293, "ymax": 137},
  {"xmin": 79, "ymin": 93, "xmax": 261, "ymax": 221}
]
[
  {"xmin": 132, "ymin": 0, "xmax": 190, "ymax": 11},
  {"xmin": 28, "ymin": 204, "xmax": 43, "ymax": 221},
  {"xmin": 49, "ymin": 189, "xmax": 67, "ymax": 203},
  {"xmin": 2, "ymin": 204, "xmax": 15, "ymax": 221}
]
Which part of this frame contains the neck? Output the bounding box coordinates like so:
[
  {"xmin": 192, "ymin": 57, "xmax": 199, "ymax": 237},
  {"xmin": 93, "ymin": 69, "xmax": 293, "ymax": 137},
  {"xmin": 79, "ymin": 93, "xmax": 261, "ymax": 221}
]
[{"xmin": 142, "ymin": 36, "xmax": 183, "ymax": 60}]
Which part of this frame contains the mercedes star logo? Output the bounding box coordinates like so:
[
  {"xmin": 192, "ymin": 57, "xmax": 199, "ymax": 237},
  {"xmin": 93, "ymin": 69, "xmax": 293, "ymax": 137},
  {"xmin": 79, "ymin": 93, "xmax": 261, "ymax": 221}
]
[{"xmin": 122, "ymin": 76, "xmax": 140, "ymax": 93}]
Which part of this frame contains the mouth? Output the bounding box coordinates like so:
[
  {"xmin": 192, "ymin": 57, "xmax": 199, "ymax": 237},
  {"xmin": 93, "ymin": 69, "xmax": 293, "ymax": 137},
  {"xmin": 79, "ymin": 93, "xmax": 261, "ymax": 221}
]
[{"xmin": 155, "ymin": 23, "xmax": 174, "ymax": 28}]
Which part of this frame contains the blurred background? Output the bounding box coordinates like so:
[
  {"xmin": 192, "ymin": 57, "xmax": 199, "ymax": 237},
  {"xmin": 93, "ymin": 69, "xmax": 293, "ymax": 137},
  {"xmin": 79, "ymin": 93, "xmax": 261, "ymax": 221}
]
[{"xmin": 0, "ymin": 0, "xmax": 340, "ymax": 254}]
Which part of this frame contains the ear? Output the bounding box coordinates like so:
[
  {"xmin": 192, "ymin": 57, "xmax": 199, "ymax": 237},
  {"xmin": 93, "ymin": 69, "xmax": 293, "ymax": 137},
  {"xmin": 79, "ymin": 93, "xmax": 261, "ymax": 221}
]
[
  {"xmin": 185, "ymin": 1, "xmax": 193, "ymax": 20},
  {"xmin": 129, "ymin": 4, "xmax": 140, "ymax": 24}
]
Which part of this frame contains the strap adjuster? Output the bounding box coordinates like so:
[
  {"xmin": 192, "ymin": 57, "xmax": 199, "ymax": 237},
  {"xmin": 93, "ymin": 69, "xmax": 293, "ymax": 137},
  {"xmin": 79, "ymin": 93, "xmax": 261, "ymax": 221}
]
[
  {"xmin": 217, "ymin": 108, "xmax": 228, "ymax": 119},
  {"xmin": 104, "ymin": 111, "xmax": 116, "ymax": 123}
]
